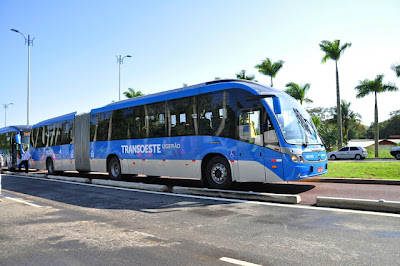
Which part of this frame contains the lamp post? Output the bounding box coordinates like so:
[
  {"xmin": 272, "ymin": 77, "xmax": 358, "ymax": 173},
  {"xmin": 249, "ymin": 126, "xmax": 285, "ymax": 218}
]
[
  {"xmin": 116, "ymin": 55, "xmax": 132, "ymax": 101},
  {"xmin": 10, "ymin": 29, "xmax": 34, "ymax": 126},
  {"xmin": 3, "ymin": 103, "xmax": 14, "ymax": 127}
]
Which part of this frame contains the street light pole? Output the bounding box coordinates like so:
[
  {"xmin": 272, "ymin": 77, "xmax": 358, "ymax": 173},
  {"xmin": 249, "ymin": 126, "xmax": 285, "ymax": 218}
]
[
  {"xmin": 116, "ymin": 55, "xmax": 132, "ymax": 101},
  {"xmin": 11, "ymin": 29, "xmax": 34, "ymax": 126},
  {"xmin": 3, "ymin": 103, "xmax": 14, "ymax": 127}
]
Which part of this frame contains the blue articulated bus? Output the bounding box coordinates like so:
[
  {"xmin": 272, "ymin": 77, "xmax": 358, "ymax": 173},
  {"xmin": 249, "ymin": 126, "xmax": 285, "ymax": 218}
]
[
  {"xmin": 30, "ymin": 79, "xmax": 327, "ymax": 188},
  {"xmin": 0, "ymin": 125, "xmax": 31, "ymax": 170}
]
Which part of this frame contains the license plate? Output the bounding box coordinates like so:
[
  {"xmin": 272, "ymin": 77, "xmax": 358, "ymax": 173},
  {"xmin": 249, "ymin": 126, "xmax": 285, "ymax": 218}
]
[{"xmin": 317, "ymin": 167, "xmax": 324, "ymax": 173}]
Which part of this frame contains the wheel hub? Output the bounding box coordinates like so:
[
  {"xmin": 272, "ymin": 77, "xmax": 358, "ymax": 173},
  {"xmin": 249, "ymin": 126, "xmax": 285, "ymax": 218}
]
[{"xmin": 211, "ymin": 163, "xmax": 227, "ymax": 184}]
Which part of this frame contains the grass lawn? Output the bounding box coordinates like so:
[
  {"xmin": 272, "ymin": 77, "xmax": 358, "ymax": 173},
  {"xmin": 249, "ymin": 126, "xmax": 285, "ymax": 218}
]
[{"xmin": 322, "ymin": 162, "xmax": 400, "ymax": 179}]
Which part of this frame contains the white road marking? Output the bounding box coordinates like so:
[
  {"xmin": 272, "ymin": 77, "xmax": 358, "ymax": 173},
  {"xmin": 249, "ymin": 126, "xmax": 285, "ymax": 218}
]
[
  {"xmin": 220, "ymin": 257, "xmax": 261, "ymax": 266},
  {"xmin": 5, "ymin": 197, "xmax": 42, "ymax": 208},
  {"xmin": 7, "ymin": 174, "xmax": 400, "ymax": 218}
]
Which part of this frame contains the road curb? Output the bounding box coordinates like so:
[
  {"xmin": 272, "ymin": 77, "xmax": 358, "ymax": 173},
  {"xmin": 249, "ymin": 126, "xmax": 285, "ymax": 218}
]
[
  {"xmin": 316, "ymin": 196, "xmax": 400, "ymax": 214},
  {"xmin": 298, "ymin": 178, "xmax": 400, "ymax": 186},
  {"xmin": 172, "ymin": 186, "xmax": 301, "ymax": 204},
  {"xmin": 91, "ymin": 179, "xmax": 169, "ymax": 192},
  {"xmin": 47, "ymin": 175, "xmax": 91, "ymax": 184}
]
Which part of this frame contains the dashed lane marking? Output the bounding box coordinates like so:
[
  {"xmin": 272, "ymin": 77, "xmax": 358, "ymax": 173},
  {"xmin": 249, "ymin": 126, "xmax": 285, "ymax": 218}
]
[
  {"xmin": 220, "ymin": 257, "xmax": 261, "ymax": 266},
  {"xmin": 5, "ymin": 197, "xmax": 42, "ymax": 208}
]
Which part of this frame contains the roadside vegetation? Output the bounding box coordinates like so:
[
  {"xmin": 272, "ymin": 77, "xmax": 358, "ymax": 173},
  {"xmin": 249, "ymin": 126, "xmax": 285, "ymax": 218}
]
[
  {"xmin": 323, "ymin": 162, "xmax": 400, "ymax": 179},
  {"xmin": 127, "ymin": 39, "xmax": 400, "ymax": 157}
]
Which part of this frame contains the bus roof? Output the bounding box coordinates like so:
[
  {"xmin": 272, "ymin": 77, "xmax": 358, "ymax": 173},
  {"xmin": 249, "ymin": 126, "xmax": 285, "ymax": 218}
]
[
  {"xmin": 0, "ymin": 125, "xmax": 31, "ymax": 134},
  {"xmin": 91, "ymin": 79, "xmax": 284, "ymax": 114},
  {"xmin": 32, "ymin": 112, "xmax": 77, "ymax": 129}
]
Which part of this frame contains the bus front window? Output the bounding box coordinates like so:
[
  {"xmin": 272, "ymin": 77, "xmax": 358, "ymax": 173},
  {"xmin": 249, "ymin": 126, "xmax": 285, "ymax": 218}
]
[{"xmin": 265, "ymin": 95, "xmax": 322, "ymax": 146}]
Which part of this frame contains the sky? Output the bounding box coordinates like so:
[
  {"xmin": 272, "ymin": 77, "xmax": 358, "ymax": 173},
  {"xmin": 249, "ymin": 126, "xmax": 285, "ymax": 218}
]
[{"xmin": 1, "ymin": 0, "xmax": 399, "ymax": 128}]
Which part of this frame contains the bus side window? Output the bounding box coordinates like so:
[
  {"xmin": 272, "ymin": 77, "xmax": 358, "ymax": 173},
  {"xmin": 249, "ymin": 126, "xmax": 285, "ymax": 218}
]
[
  {"xmin": 146, "ymin": 102, "xmax": 166, "ymax": 138},
  {"xmin": 263, "ymin": 113, "xmax": 279, "ymax": 146},
  {"xmin": 238, "ymin": 109, "xmax": 263, "ymax": 146},
  {"xmin": 93, "ymin": 112, "xmax": 112, "ymax": 142},
  {"xmin": 198, "ymin": 90, "xmax": 235, "ymax": 138},
  {"xmin": 132, "ymin": 106, "xmax": 145, "ymax": 139},
  {"xmin": 168, "ymin": 96, "xmax": 197, "ymax": 137}
]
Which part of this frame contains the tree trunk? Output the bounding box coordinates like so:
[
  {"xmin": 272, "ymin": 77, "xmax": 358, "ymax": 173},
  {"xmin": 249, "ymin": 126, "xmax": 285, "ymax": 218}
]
[
  {"xmin": 374, "ymin": 91, "xmax": 379, "ymax": 158},
  {"xmin": 335, "ymin": 61, "xmax": 343, "ymax": 148},
  {"xmin": 270, "ymin": 76, "xmax": 273, "ymax": 87}
]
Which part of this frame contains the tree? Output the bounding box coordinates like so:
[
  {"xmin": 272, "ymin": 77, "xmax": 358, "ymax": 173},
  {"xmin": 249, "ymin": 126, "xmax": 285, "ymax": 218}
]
[
  {"xmin": 319, "ymin": 39, "xmax": 352, "ymax": 148},
  {"xmin": 284, "ymin": 82, "xmax": 313, "ymax": 105},
  {"xmin": 329, "ymin": 100, "xmax": 361, "ymax": 144},
  {"xmin": 236, "ymin": 70, "xmax": 256, "ymax": 81},
  {"xmin": 391, "ymin": 63, "xmax": 400, "ymax": 77},
  {"xmin": 254, "ymin": 58, "xmax": 284, "ymax": 87},
  {"xmin": 355, "ymin": 74, "xmax": 399, "ymax": 157},
  {"xmin": 311, "ymin": 115, "xmax": 337, "ymax": 152},
  {"xmin": 123, "ymin": 88, "xmax": 144, "ymax": 98}
]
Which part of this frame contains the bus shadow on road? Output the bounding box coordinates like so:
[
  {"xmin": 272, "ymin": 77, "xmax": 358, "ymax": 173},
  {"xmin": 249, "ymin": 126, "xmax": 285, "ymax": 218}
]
[{"xmin": 231, "ymin": 182, "xmax": 315, "ymax": 194}]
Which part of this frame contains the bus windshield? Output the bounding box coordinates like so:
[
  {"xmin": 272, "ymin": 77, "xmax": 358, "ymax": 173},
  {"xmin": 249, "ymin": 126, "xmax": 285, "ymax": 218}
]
[{"xmin": 265, "ymin": 94, "xmax": 322, "ymax": 146}]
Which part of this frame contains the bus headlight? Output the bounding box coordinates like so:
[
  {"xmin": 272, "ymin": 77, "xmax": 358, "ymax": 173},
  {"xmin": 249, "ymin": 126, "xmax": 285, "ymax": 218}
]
[{"xmin": 291, "ymin": 155, "xmax": 298, "ymax": 162}]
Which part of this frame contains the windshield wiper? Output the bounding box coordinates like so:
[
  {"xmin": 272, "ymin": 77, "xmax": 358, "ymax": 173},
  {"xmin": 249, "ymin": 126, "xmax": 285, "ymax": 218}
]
[{"xmin": 293, "ymin": 108, "xmax": 309, "ymax": 147}]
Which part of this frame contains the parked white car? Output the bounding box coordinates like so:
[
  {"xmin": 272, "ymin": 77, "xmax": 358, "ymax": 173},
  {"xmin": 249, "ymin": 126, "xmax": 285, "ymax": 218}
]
[
  {"xmin": 390, "ymin": 146, "xmax": 400, "ymax": 160},
  {"xmin": 328, "ymin": 146, "xmax": 368, "ymax": 160}
]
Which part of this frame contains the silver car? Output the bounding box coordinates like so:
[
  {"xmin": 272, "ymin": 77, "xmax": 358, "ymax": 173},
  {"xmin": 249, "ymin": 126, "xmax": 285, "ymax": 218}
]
[{"xmin": 328, "ymin": 146, "xmax": 368, "ymax": 160}]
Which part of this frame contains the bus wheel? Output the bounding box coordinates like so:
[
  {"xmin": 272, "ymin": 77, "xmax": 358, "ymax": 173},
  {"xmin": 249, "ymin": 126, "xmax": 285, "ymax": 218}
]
[
  {"xmin": 206, "ymin": 156, "xmax": 232, "ymax": 189},
  {"xmin": 46, "ymin": 159, "xmax": 55, "ymax": 175},
  {"xmin": 108, "ymin": 157, "xmax": 122, "ymax": 180}
]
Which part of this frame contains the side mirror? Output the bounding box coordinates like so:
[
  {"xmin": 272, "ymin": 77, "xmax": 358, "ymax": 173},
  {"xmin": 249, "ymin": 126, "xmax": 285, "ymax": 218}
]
[
  {"xmin": 15, "ymin": 134, "xmax": 21, "ymax": 145},
  {"xmin": 273, "ymin": 97, "xmax": 282, "ymax": 114}
]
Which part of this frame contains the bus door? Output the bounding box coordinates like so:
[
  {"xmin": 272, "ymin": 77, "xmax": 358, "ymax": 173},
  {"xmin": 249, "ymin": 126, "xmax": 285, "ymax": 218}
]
[
  {"xmin": 237, "ymin": 108, "xmax": 266, "ymax": 182},
  {"xmin": 11, "ymin": 134, "xmax": 21, "ymax": 168},
  {"xmin": 262, "ymin": 112, "xmax": 283, "ymax": 183}
]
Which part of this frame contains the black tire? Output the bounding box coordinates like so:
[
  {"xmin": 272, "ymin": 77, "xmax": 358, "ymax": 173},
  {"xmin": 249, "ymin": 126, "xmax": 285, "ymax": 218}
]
[
  {"xmin": 205, "ymin": 156, "xmax": 232, "ymax": 189},
  {"xmin": 355, "ymin": 154, "xmax": 361, "ymax": 160},
  {"xmin": 47, "ymin": 159, "xmax": 55, "ymax": 175},
  {"xmin": 395, "ymin": 153, "xmax": 400, "ymax": 160},
  {"xmin": 330, "ymin": 155, "xmax": 337, "ymax": 160},
  {"xmin": 108, "ymin": 157, "xmax": 122, "ymax": 180}
]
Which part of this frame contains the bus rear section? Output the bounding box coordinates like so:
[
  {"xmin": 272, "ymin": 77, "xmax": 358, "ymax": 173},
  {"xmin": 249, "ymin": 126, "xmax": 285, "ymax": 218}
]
[{"xmin": 0, "ymin": 126, "xmax": 31, "ymax": 170}]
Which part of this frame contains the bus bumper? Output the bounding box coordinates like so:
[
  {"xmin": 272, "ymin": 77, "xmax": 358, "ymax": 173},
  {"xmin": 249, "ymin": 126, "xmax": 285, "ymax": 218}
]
[{"xmin": 284, "ymin": 161, "xmax": 328, "ymax": 181}]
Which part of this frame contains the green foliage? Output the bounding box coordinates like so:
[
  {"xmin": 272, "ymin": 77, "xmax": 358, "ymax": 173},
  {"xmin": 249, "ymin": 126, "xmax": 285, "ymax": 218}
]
[
  {"xmin": 329, "ymin": 100, "xmax": 362, "ymax": 144},
  {"xmin": 376, "ymin": 114, "xmax": 400, "ymax": 139},
  {"xmin": 389, "ymin": 110, "xmax": 400, "ymax": 117},
  {"xmin": 319, "ymin": 40, "xmax": 352, "ymax": 63},
  {"xmin": 284, "ymin": 82, "xmax": 312, "ymax": 105},
  {"xmin": 236, "ymin": 70, "xmax": 256, "ymax": 81},
  {"xmin": 355, "ymin": 74, "xmax": 398, "ymax": 98},
  {"xmin": 323, "ymin": 162, "xmax": 400, "ymax": 179},
  {"xmin": 391, "ymin": 63, "xmax": 400, "ymax": 77},
  {"xmin": 319, "ymin": 39, "xmax": 352, "ymax": 149},
  {"xmin": 254, "ymin": 57, "xmax": 284, "ymax": 87},
  {"xmin": 355, "ymin": 74, "xmax": 399, "ymax": 157},
  {"xmin": 308, "ymin": 102, "xmax": 367, "ymax": 150},
  {"xmin": 123, "ymin": 88, "xmax": 145, "ymax": 99},
  {"xmin": 365, "ymin": 145, "xmax": 393, "ymax": 159}
]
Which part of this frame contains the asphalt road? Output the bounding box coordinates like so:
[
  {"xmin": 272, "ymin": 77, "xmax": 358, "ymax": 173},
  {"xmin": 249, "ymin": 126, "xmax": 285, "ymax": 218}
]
[{"xmin": 1, "ymin": 174, "xmax": 400, "ymax": 265}]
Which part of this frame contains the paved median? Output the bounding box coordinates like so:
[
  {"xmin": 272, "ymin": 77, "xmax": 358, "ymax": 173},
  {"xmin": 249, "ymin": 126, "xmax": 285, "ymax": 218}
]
[
  {"xmin": 316, "ymin": 197, "xmax": 400, "ymax": 214},
  {"xmin": 7, "ymin": 172, "xmax": 400, "ymax": 213},
  {"xmin": 172, "ymin": 186, "xmax": 301, "ymax": 204}
]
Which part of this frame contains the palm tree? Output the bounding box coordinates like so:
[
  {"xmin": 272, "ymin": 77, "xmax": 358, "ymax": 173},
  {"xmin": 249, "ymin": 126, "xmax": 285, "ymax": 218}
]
[
  {"xmin": 391, "ymin": 63, "xmax": 400, "ymax": 77},
  {"xmin": 123, "ymin": 88, "xmax": 144, "ymax": 98},
  {"xmin": 319, "ymin": 39, "xmax": 352, "ymax": 148},
  {"xmin": 330, "ymin": 100, "xmax": 361, "ymax": 144},
  {"xmin": 284, "ymin": 82, "xmax": 313, "ymax": 105},
  {"xmin": 254, "ymin": 58, "xmax": 284, "ymax": 87},
  {"xmin": 236, "ymin": 70, "xmax": 255, "ymax": 81},
  {"xmin": 355, "ymin": 74, "xmax": 399, "ymax": 157}
]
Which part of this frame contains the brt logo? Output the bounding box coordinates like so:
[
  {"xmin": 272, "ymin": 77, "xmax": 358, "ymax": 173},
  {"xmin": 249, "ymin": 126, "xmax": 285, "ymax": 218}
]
[{"xmin": 121, "ymin": 144, "xmax": 162, "ymax": 154}]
